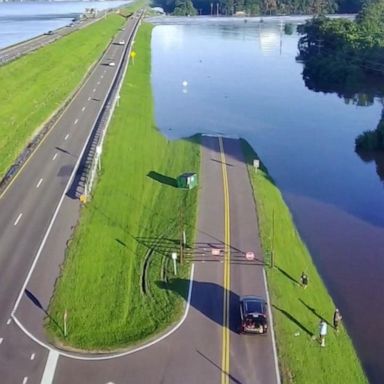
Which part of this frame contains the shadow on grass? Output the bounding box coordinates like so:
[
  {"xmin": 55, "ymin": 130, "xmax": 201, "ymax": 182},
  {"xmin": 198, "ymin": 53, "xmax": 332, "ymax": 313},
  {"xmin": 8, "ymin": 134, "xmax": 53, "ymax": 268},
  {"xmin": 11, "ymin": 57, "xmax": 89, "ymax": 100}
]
[
  {"xmin": 196, "ymin": 350, "xmax": 243, "ymax": 384},
  {"xmin": 24, "ymin": 289, "xmax": 65, "ymax": 336},
  {"xmin": 273, "ymin": 304, "xmax": 313, "ymax": 337},
  {"xmin": 147, "ymin": 171, "xmax": 177, "ymax": 187},
  {"xmin": 156, "ymin": 278, "xmax": 240, "ymax": 333},
  {"xmin": 299, "ymin": 299, "xmax": 332, "ymax": 327},
  {"xmin": 275, "ymin": 265, "xmax": 301, "ymax": 286}
]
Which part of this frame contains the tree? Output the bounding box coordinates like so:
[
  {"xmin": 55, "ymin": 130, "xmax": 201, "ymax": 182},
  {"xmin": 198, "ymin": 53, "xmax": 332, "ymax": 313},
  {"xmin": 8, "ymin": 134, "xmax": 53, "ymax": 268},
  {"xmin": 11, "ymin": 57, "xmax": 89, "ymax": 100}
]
[{"xmin": 172, "ymin": 0, "xmax": 198, "ymax": 15}]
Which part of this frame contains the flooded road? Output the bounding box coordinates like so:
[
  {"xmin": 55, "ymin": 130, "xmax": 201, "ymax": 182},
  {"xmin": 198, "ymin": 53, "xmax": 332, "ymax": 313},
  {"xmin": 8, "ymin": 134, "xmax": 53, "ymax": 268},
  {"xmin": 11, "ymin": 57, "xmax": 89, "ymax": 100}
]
[{"xmin": 150, "ymin": 17, "xmax": 384, "ymax": 382}]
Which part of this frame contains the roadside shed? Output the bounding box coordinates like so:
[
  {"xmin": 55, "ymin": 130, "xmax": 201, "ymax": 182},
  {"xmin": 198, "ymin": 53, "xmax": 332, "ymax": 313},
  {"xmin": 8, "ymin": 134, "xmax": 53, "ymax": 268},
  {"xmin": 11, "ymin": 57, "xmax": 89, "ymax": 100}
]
[{"xmin": 177, "ymin": 172, "xmax": 198, "ymax": 189}]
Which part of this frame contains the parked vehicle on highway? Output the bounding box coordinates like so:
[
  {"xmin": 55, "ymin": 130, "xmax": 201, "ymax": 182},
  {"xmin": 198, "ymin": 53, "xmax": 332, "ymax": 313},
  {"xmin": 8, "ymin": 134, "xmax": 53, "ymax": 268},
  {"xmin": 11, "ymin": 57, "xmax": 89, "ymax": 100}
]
[
  {"xmin": 118, "ymin": 40, "xmax": 125, "ymax": 45},
  {"xmin": 240, "ymin": 296, "xmax": 268, "ymax": 334},
  {"xmin": 108, "ymin": 62, "xmax": 116, "ymax": 67},
  {"xmin": 46, "ymin": 30, "xmax": 54, "ymax": 35}
]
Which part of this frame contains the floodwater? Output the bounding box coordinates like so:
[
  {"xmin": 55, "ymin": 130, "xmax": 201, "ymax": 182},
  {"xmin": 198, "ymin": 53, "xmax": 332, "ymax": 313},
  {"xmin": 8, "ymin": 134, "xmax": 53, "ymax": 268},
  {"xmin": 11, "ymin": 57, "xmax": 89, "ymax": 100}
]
[
  {"xmin": 0, "ymin": 0, "xmax": 131, "ymax": 49},
  {"xmin": 150, "ymin": 17, "xmax": 384, "ymax": 383}
]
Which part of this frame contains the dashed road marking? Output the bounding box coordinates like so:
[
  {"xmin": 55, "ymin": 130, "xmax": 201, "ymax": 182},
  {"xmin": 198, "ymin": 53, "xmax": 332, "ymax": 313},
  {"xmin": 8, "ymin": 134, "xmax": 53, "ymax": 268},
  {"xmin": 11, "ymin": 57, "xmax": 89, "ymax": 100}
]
[
  {"xmin": 93, "ymin": 88, "xmax": 96, "ymax": 93},
  {"xmin": 36, "ymin": 179, "xmax": 43, "ymax": 189},
  {"xmin": 97, "ymin": 81, "xmax": 100, "ymax": 85},
  {"xmin": 14, "ymin": 214, "xmax": 22, "ymax": 226},
  {"xmin": 0, "ymin": 338, "xmax": 3, "ymax": 344},
  {"xmin": 81, "ymin": 106, "xmax": 86, "ymax": 112},
  {"xmin": 88, "ymin": 96, "xmax": 91, "ymax": 101},
  {"xmin": 64, "ymin": 134, "xmax": 69, "ymax": 141},
  {"xmin": 6, "ymin": 318, "xmax": 12, "ymax": 325},
  {"xmin": 101, "ymin": 75, "xmax": 104, "ymax": 79},
  {"xmin": 74, "ymin": 119, "xmax": 78, "ymax": 125},
  {"xmin": 30, "ymin": 353, "xmax": 35, "ymax": 360},
  {"xmin": 22, "ymin": 377, "xmax": 28, "ymax": 384},
  {"xmin": 52, "ymin": 153, "xmax": 58, "ymax": 161}
]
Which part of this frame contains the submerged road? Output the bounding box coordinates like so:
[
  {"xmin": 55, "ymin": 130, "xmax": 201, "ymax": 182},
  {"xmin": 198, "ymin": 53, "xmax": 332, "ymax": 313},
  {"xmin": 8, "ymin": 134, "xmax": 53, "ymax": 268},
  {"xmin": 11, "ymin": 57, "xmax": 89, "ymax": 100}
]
[{"xmin": 0, "ymin": 13, "xmax": 280, "ymax": 384}]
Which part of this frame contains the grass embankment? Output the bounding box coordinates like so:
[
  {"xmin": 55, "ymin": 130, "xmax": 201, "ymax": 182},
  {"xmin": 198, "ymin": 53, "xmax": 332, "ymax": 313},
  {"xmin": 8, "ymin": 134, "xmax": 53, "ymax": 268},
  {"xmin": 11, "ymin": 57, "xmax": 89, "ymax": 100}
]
[
  {"xmin": 0, "ymin": 14, "xmax": 126, "ymax": 179},
  {"xmin": 46, "ymin": 23, "xmax": 200, "ymax": 350},
  {"xmin": 119, "ymin": 0, "xmax": 148, "ymax": 16},
  {"xmin": 241, "ymin": 141, "xmax": 367, "ymax": 384}
]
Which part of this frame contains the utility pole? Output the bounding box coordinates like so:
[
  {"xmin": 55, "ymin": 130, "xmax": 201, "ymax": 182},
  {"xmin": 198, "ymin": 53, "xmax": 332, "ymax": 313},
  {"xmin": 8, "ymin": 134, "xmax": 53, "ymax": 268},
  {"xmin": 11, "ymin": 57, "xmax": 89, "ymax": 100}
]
[
  {"xmin": 179, "ymin": 204, "xmax": 184, "ymax": 265},
  {"xmin": 317, "ymin": 38, "xmax": 323, "ymax": 54},
  {"xmin": 216, "ymin": 2, "xmax": 219, "ymax": 15},
  {"xmin": 271, "ymin": 208, "xmax": 275, "ymax": 268},
  {"xmin": 210, "ymin": 2, "xmax": 213, "ymax": 15}
]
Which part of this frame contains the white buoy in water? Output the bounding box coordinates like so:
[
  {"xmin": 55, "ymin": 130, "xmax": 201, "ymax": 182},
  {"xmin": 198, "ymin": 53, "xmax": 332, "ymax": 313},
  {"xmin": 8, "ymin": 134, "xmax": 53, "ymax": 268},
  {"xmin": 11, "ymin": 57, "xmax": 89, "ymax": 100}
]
[{"xmin": 182, "ymin": 80, "xmax": 188, "ymax": 87}]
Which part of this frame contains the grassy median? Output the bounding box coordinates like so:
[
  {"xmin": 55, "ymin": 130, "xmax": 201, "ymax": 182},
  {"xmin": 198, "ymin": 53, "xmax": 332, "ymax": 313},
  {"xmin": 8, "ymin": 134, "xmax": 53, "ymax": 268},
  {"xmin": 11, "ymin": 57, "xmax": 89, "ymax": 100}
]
[
  {"xmin": 46, "ymin": 23, "xmax": 200, "ymax": 350},
  {"xmin": 241, "ymin": 140, "xmax": 367, "ymax": 383},
  {"xmin": 0, "ymin": 14, "xmax": 126, "ymax": 179}
]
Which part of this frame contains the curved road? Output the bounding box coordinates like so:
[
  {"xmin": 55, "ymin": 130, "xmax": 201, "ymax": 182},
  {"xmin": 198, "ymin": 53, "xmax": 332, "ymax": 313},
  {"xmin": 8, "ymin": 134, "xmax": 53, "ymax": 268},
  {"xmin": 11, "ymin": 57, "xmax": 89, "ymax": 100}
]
[{"xmin": 0, "ymin": 14, "xmax": 280, "ymax": 384}]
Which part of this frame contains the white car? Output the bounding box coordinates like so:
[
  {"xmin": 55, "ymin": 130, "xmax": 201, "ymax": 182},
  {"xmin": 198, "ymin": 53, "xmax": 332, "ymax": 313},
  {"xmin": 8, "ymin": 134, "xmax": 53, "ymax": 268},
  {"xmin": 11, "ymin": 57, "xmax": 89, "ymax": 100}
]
[
  {"xmin": 118, "ymin": 40, "xmax": 125, "ymax": 45},
  {"xmin": 108, "ymin": 62, "xmax": 116, "ymax": 67}
]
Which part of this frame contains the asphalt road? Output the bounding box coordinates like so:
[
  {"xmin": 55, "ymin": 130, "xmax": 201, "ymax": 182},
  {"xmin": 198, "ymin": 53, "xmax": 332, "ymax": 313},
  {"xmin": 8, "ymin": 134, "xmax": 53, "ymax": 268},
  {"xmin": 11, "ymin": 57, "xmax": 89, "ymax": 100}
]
[
  {"xmin": 0, "ymin": 13, "xmax": 142, "ymax": 384},
  {"xmin": 0, "ymin": 13, "xmax": 280, "ymax": 384}
]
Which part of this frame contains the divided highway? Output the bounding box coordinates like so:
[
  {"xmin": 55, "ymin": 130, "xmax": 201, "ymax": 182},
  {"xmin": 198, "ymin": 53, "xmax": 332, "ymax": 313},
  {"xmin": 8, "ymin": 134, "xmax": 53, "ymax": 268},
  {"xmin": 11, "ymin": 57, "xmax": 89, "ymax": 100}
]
[
  {"xmin": 0, "ymin": 12, "xmax": 142, "ymax": 384},
  {"xmin": 0, "ymin": 13, "xmax": 280, "ymax": 384}
]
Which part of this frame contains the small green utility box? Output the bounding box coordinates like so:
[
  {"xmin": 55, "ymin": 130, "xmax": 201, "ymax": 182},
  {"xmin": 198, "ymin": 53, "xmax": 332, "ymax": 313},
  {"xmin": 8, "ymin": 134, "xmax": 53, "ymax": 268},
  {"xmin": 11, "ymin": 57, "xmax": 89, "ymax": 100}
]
[{"xmin": 177, "ymin": 172, "xmax": 198, "ymax": 189}]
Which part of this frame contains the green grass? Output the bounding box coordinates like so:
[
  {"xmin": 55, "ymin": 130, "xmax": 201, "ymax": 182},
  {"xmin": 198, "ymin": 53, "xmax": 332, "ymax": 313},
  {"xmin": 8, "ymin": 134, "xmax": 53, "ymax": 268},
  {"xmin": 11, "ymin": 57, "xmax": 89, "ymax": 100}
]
[
  {"xmin": 46, "ymin": 23, "xmax": 200, "ymax": 350},
  {"xmin": 0, "ymin": 14, "xmax": 125, "ymax": 179},
  {"xmin": 241, "ymin": 140, "xmax": 367, "ymax": 383}
]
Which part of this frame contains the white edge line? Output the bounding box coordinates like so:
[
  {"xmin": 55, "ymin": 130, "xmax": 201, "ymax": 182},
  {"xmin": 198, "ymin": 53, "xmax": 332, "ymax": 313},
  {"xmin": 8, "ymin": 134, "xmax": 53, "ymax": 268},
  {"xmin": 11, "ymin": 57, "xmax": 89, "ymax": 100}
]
[
  {"xmin": 40, "ymin": 350, "xmax": 59, "ymax": 384},
  {"xmin": 12, "ymin": 264, "xmax": 194, "ymax": 361},
  {"xmin": 11, "ymin": 95, "xmax": 100, "ymax": 318},
  {"xmin": 263, "ymin": 268, "xmax": 282, "ymax": 384}
]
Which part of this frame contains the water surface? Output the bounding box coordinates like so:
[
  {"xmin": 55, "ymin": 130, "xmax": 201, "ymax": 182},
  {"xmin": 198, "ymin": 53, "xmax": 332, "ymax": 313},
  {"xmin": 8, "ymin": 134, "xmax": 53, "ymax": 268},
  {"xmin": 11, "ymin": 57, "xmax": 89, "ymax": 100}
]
[
  {"xmin": 0, "ymin": 0, "xmax": 131, "ymax": 49},
  {"xmin": 151, "ymin": 18, "xmax": 384, "ymax": 383}
]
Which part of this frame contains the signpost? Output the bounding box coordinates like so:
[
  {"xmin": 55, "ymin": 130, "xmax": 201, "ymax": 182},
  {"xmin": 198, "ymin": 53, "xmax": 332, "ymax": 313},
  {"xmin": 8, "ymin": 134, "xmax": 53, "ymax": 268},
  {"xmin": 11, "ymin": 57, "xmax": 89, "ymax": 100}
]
[
  {"xmin": 172, "ymin": 252, "xmax": 177, "ymax": 275},
  {"xmin": 64, "ymin": 309, "xmax": 68, "ymax": 337},
  {"xmin": 130, "ymin": 50, "xmax": 136, "ymax": 64}
]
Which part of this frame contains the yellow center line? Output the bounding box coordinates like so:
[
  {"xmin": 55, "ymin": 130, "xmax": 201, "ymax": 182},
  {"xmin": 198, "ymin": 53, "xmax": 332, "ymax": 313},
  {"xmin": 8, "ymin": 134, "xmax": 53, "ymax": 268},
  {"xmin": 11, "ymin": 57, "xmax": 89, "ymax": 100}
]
[{"xmin": 219, "ymin": 136, "xmax": 231, "ymax": 384}]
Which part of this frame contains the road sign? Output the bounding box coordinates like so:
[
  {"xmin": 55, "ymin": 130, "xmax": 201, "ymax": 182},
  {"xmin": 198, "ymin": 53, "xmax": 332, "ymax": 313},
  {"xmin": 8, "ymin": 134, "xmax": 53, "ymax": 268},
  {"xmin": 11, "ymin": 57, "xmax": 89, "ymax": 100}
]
[
  {"xmin": 246, "ymin": 251, "xmax": 255, "ymax": 260},
  {"xmin": 212, "ymin": 248, "xmax": 221, "ymax": 256}
]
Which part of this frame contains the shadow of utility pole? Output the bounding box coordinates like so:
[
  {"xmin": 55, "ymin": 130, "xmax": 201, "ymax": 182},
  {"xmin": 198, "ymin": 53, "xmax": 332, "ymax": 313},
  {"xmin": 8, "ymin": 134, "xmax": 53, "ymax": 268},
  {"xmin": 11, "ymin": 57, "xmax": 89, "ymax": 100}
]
[
  {"xmin": 299, "ymin": 298, "xmax": 332, "ymax": 327},
  {"xmin": 196, "ymin": 350, "xmax": 243, "ymax": 384},
  {"xmin": 273, "ymin": 304, "xmax": 313, "ymax": 337},
  {"xmin": 24, "ymin": 289, "xmax": 65, "ymax": 336}
]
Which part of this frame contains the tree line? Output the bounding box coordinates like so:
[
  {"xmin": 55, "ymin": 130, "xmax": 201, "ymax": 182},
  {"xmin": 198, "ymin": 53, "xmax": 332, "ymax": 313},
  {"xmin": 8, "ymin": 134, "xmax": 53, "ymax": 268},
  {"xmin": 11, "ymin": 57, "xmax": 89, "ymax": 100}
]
[
  {"xmin": 155, "ymin": 0, "xmax": 365, "ymax": 16},
  {"xmin": 297, "ymin": 0, "xmax": 384, "ymax": 150}
]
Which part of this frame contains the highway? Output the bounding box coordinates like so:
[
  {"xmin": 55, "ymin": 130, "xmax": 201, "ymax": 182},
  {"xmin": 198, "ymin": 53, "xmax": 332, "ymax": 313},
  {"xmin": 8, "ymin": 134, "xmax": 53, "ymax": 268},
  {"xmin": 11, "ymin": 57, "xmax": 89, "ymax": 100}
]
[
  {"xmin": 0, "ymin": 11, "xmax": 280, "ymax": 384},
  {"xmin": 0, "ymin": 12, "xmax": 142, "ymax": 384}
]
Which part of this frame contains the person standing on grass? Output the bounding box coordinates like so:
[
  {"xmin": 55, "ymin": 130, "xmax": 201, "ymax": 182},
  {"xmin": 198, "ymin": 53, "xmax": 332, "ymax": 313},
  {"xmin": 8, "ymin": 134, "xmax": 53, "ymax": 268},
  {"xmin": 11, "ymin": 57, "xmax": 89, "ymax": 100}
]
[
  {"xmin": 333, "ymin": 308, "xmax": 342, "ymax": 332},
  {"xmin": 319, "ymin": 319, "xmax": 327, "ymax": 347},
  {"xmin": 300, "ymin": 272, "xmax": 308, "ymax": 289}
]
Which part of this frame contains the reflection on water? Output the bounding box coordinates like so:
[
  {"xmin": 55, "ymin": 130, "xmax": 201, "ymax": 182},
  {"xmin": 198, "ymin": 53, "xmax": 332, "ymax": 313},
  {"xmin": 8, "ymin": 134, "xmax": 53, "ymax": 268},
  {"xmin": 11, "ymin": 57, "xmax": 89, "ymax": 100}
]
[{"xmin": 151, "ymin": 18, "xmax": 384, "ymax": 383}]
